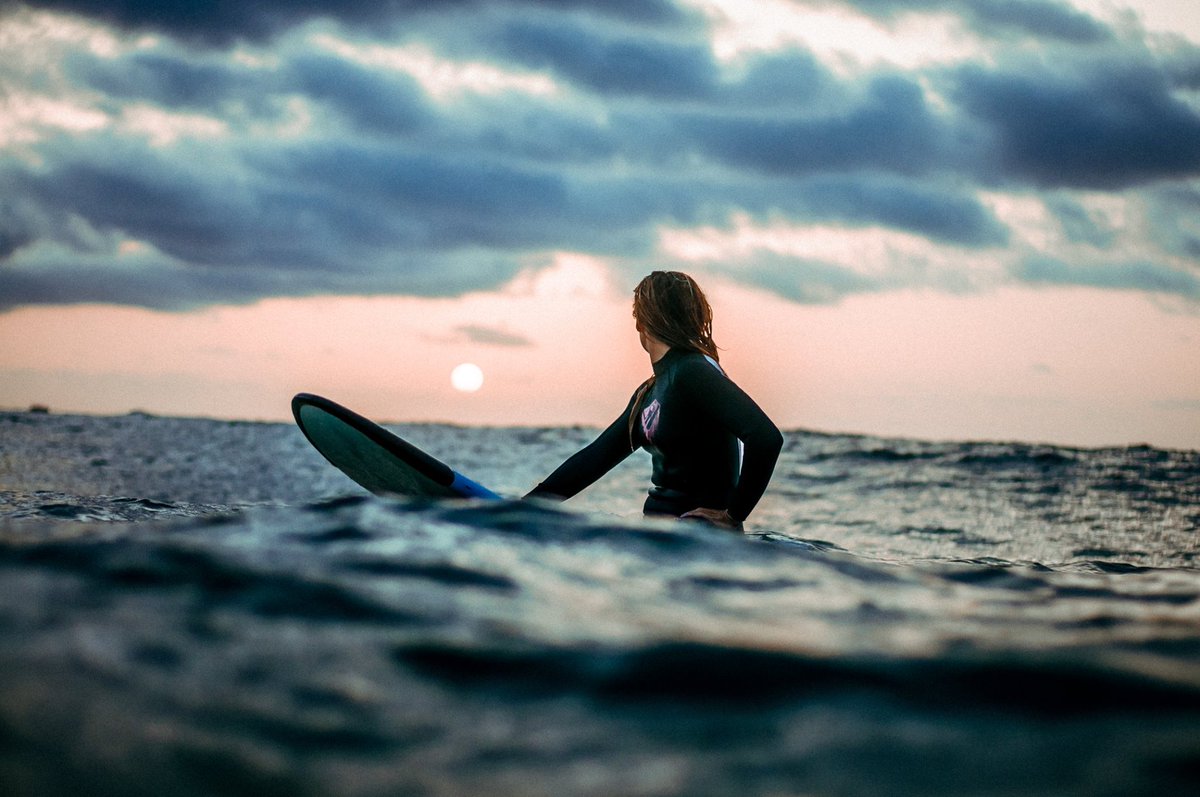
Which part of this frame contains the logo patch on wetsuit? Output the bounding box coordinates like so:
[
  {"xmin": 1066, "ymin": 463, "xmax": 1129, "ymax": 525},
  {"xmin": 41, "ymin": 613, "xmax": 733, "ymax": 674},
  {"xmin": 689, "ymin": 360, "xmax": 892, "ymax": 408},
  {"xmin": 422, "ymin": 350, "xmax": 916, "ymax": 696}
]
[{"xmin": 641, "ymin": 399, "xmax": 661, "ymax": 442}]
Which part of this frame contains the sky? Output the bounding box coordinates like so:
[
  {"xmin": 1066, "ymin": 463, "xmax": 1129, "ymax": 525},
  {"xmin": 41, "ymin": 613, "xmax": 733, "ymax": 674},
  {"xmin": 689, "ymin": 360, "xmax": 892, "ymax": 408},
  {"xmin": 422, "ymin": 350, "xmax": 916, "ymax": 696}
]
[{"xmin": 0, "ymin": 0, "xmax": 1198, "ymax": 450}]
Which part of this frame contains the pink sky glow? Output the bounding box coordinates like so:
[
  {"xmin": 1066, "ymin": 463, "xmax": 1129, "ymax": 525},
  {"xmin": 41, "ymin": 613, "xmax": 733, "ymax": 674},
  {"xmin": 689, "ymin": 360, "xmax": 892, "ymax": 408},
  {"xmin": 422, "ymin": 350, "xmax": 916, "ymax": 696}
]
[{"xmin": 2, "ymin": 255, "xmax": 1196, "ymax": 449}]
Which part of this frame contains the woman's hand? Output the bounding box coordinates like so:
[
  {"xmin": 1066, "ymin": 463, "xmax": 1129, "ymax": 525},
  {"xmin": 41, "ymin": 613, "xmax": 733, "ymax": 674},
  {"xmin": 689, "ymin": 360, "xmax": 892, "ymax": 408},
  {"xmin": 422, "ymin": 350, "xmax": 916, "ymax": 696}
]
[{"xmin": 680, "ymin": 507, "xmax": 743, "ymax": 531}]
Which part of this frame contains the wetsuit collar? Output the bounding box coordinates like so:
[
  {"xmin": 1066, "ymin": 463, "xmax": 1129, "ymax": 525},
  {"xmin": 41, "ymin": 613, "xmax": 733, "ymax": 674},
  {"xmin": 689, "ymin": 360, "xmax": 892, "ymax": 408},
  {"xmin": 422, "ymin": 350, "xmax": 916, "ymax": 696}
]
[{"xmin": 652, "ymin": 347, "xmax": 687, "ymax": 376}]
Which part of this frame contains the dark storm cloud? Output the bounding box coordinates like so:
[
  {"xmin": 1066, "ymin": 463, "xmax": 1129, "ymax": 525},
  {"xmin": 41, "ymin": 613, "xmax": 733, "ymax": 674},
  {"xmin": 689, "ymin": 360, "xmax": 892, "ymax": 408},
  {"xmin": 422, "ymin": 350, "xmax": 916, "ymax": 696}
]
[
  {"xmin": 250, "ymin": 141, "xmax": 610, "ymax": 253},
  {"xmin": 962, "ymin": 0, "xmax": 1111, "ymax": 42},
  {"xmin": 18, "ymin": 140, "xmax": 584, "ymax": 270},
  {"xmin": 2, "ymin": 0, "xmax": 1198, "ymax": 312},
  {"xmin": 479, "ymin": 13, "xmax": 835, "ymax": 108},
  {"xmin": 789, "ymin": 176, "xmax": 1009, "ymax": 246},
  {"xmin": 0, "ymin": 257, "xmax": 301, "ymax": 312},
  {"xmin": 720, "ymin": 50, "xmax": 833, "ymax": 108},
  {"xmin": 7, "ymin": 22, "xmax": 1012, "ymax": 277},
  {"xmin": 678, "ymin": 75, "xmax": 945, "ymax": 177},
  {"xmin": 66, "ymin": 49, "xmax": 259, "ymax": 110},
  {"xmin": 843, "ymin": 0, "xmax": 1111, "ymax": 43},
  {"xmin": 70, "ymin": 47, "xmax": 433, "ymax": 134},
  {"xmin": 952, "ymin": 59, "xmax": 1200, "ymax": 189},
  {"xmin": 2, "ymin": 0, "xmax": 687, "ymax": 46},
  {"xmin": 1166, "ymin": 47, "xmax": 1200, "ymax": 90},
  {"xmin": 494, "ymin": 17, "xmax": 718, "ymax": 100},
  {"xmin": 0, "ymin": 199, "xmax": 38, "ymax": 259},
  {"xmin": 0, "ymin": 235, "xmax": 527, "ymax": 312},
  {"xmin": 456, "ymin": 98, "xmax": 624, "ymax": 165},
  {"xmin": 288, "ymin": 54, "xmax": 432, "ymax": 135},
  {"xmin": 11, "ymin": 151, "xmax": 352, "ymax": 271},
  {"xmin": 0, "ymin": 127, "xmax": 651, "ymax": 311}
]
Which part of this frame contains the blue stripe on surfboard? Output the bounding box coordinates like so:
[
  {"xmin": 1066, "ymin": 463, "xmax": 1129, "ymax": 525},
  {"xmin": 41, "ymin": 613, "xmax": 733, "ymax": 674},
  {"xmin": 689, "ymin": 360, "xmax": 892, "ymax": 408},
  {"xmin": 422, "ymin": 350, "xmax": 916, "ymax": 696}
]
[{"xmin": 449, "ymin": 471, "xmax": 503, "ymax": 500}]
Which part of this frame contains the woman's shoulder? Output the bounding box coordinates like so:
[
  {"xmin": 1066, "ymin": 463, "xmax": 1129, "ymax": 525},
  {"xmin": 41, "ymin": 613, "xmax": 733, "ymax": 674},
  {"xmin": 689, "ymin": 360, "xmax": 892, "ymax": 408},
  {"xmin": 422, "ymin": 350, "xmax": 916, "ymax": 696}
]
[{"xmin": 669, "ymin": 350, "xmax": 727, "ymax": 380}]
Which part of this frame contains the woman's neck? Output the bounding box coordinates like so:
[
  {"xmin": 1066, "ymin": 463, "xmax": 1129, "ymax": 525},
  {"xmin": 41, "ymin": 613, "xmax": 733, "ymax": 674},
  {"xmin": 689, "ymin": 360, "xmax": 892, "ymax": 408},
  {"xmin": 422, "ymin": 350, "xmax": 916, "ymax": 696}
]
[{"xmin": 642, "ymin": 334, "xmax": 670, "ymax": 364}]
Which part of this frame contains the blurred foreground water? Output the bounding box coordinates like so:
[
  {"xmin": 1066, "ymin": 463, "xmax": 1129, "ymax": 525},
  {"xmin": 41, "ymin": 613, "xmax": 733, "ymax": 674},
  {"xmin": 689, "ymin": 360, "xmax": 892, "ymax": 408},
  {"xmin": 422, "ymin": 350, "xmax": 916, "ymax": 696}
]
[{"xmin": 1, "ymin": 409, "xmax": 1197, "ymax": 796}]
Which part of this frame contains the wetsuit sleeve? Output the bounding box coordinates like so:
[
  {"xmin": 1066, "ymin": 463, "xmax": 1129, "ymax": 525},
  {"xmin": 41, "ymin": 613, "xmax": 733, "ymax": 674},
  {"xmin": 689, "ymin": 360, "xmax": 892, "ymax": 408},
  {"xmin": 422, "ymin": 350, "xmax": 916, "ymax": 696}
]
[
  {"xmin": 678, "ymin": 360, "xmax": 783, "ymax": 522},
  {"xmin": 524, "ymin": 391, "xmax": 639, "ymax": 501}
]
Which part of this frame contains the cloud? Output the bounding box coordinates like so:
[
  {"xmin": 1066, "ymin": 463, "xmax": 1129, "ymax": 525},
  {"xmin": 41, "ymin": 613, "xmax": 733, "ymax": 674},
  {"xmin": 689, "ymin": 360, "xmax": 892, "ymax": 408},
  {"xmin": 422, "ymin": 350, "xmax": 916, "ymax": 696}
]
[
  {"xmin": 3, "ymin": 0, "xmax": 688, "ymax": 47},
  {"xmin": 453, "ymin": 325, "xmax": 534, "ymax": 347},
  {"xmin": 952, "ymin": 58, "xmax": 1200, "ymax": 189},
  {"xmin": 0, "ymin": 253, "xmax": 267, "ymax": 312},
  {"xmin": 9, "ymin": 148, "xmax": 351, "ymax": 271},
  {"xmin": 712, "ymin": 254, "xmax": 879, "ymax": 304},
  {"xmin": 0, "ymin": 243, "xmax": 526, "ymax": 312},
  {"xmin": 1150, "ymin": 186, "xmax": 1200, "ymax": 260},
  {"xmin": 0, "ymin": 0, "xmax": 1197, "ymax": 313},
  {"xmin": 0, "ymin": 199, "xmax": 38, "ymax": 259},
  {"xmin": 1015, "ymin": 257, "xmax": 1200, "ymax": 298},
  {"xmin": 1166, "ymin": 46, "xmax": 1200, "ymax": 91},
  {"xmin": 959, "ymin": 0, "xmax": 1111, "ymax": 43},
  {"xmin": 783, "ymin": 176, "xmax": 1009, "ymax": 246},
  {"xmin": 843, "ymin": 0, "xmax": 1111, "ymax": 43},
  {"xmin": 494, "ymin": 17, "xmax": 719, "ymax": 100},
  {"xmin": 284, "ymin": 54, "xmax": 434, "ymax": 136},
  {"xmin": 1044, "ymin": 196, "xmax": 1116, "ymax": 248},
  {"xmin": 678, "ymin": 75, "xmax": 946, "ymax": 177},
  {"xmin": 64, "ymin": 47, "xmax": 265, "ymax": 113}
]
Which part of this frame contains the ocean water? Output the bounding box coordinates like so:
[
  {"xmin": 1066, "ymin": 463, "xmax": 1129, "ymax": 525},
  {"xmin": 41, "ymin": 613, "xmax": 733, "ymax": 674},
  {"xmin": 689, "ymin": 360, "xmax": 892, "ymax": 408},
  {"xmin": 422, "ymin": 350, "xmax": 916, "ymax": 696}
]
[{"xmin": 1, "ymin": 408, "xmax": 1198, "ymax": 796}]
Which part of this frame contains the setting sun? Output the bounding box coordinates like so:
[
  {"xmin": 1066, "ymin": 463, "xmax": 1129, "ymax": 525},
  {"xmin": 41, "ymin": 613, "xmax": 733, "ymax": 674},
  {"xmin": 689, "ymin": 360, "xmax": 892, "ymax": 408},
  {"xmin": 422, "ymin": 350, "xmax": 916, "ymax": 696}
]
[{"xmin": 450, "ymin": 362, "xmax": 484, "ymax": 393}]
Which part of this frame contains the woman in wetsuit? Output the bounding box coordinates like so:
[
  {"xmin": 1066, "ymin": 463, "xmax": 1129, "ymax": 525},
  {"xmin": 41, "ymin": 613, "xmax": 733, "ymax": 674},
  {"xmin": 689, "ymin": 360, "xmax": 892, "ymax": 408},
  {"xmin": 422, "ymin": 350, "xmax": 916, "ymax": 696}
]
[{"xmin": 526, "ymin": 271, "xmax": 783, "ymax": 530}]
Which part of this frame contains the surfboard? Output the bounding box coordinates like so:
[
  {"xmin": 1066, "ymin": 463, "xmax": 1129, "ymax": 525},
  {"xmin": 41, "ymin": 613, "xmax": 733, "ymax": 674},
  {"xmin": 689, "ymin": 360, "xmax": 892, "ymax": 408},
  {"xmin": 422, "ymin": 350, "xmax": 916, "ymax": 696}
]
[{"xmin": 291, "ymin": 393, "xmax": 502, "ymax": 500}]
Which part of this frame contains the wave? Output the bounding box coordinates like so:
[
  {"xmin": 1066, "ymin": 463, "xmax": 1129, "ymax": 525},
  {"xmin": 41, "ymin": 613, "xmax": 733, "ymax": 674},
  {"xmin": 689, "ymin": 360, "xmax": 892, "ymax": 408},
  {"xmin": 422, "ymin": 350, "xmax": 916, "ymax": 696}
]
[
  {"xmin": 2, "ymin": 489, "xmax": 1198, "ymax": 797},
  {"xmin": 394, "ymin": 638, "xmax": 1200, "ymax": 717}
]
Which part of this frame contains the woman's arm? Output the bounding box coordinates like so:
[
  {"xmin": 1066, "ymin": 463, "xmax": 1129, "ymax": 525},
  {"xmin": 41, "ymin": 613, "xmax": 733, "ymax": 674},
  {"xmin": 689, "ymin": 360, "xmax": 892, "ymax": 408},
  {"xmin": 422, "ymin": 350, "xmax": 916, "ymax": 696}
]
[
  {"xmin": 524, "ymin": 391, "xmax": 639, "ymax": 501},
  {"xmin": 678, "ymin": 360, "xmax": 783, "ymax": 523}
]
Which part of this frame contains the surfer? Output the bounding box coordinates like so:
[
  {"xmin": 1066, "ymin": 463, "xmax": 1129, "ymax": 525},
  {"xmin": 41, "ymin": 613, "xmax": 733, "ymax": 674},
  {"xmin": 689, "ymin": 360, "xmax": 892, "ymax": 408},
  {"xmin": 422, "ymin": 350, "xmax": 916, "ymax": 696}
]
[{"xmin": 526, "ymin": 271, "xmax": 783, "ymax": 530}]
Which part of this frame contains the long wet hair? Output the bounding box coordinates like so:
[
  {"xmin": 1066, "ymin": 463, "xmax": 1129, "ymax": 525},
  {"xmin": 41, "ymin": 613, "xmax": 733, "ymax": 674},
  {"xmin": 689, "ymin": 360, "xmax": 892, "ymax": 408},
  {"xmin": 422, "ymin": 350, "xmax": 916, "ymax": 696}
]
[{"xmin": 628, "ymin": 271, "xmax": 719, "ymax": 446}]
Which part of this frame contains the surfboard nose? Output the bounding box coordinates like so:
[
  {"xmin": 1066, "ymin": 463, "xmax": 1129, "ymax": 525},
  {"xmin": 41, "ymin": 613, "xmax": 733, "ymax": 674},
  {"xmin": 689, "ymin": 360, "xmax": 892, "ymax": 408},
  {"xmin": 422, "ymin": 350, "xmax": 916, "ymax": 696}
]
[{"xmin": 292, "ymin": 393, "xmax": 501, "ymax": 500}]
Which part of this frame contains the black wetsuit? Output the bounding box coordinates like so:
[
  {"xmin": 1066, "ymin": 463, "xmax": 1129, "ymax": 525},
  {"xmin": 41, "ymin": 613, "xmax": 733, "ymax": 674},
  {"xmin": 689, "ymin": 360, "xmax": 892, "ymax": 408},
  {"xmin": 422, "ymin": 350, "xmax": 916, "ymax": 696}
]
[{"xmin": 527, "ymin": 348, "xmax": 783, "ymax": 522}]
